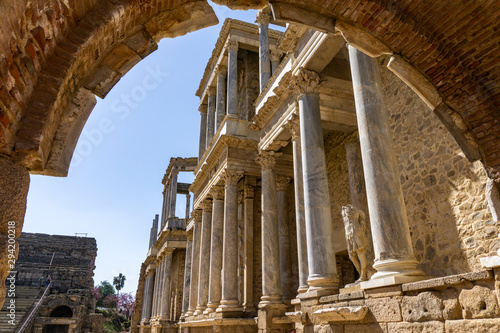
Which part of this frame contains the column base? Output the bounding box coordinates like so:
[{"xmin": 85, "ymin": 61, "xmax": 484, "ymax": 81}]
[
  {"xmin": 297, "ymin": 285, "xmax": 309, "ymax": 294},
  {"xmin": 185, "ymin": 309, "xmax": 195, "ymax": 317},
  {"xmin": 306, "ymin": 274, "xmax": 339, "ymax": 293},
  {"xmin": 216, "ymin": 300, "xmax": 244, "ymax": 313},
  {"xmin": 258, "ymin": 295, "xmax": 283, "ymax": 309},
  {"xmin": 204, "ymin": 302, "xmax": 219, "ymax": 314},
  {"xmin": 371, "ymin": 258, "xmax": 426, "ymax": 280},
  {"xmin": 194, "ymin": 306, "xmax": 207, "ymax": 315}
]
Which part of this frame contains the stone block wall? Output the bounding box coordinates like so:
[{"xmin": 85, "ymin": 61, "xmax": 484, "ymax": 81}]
[{"xmin": 15, "ymin": 232, "xmax": 97, "ymax": 291}]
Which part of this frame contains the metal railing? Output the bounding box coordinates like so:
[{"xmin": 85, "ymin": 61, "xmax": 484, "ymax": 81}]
[{"xmin": 16, "ymin": 281, "xmax": 52, "ymax": 333}]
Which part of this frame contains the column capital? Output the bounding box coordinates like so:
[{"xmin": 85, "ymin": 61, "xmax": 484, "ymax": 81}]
[
  {"xmin": 284, "ymin": 113, "xmax": 300, "ymax": 139},
  {"xmin": 215, "ymin": 64, "xmax": 227, "ymax": 76},
  {"xmin": 292, "ymin": 67, "xmax": 321, "ymax": 95},
  {"xmin": 256, "ymin": 8, "xmax": 272, "ymax": 25},
  {"xmin": 270, "ymin": 50, "xmax": 282, "ymax": 63},
  {"xmin": 276, "ymin": 176, "xmax": 291, "ymax": 192},
  {"xmin": 227, "ymin": 39, "xmax": 239, "ymax": 51},
  {"xmin": 211, "ymin": 185, "xmax": 225, "ymax": 200},
  {"xmin": 256, "ymin": 151, "xmax": 282, "ymax": 170},
  {"xmin": 159, "ymin": 247, "xmax": 174, "ymax": 260},
  {"xmin": 207, "ymin": 86, "xmax": 217, "ymax": 96},
  {"xmin": 244, "ymin": 184, "xmax": 254, "ymax": 199},
  {"xmin": 199, "ymin": 104, "xmax": 208, "ymax": 114},
  {"xmin": 191, "ymin": 209, "xmax": 203, "ymax": 222},
  {"xmin": 202, "ymin": 199, "xmax": 213, "ymax": 213},
  {"xmin": 222, "ymin": 169, "xmax": 243, "ymax": 186}
]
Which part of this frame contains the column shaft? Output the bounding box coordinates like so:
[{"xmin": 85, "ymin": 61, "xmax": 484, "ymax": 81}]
[
  {"xmin": 257, "ymin": 152, "xmax": 283, "ymax": 307},
  {"xmin": 257, "ymin": 9, "xmax": 272, "ymax": 92},
  {"xmin": 206, "ymin": 186, "xmax": 225, "ymax": 313},
  {"xmin": 151, "ymin": 265, "xmax": 160, "ymax": 318},
  {"xmin": 226, "ymin": 41, "xmax": 238, "ymax": 118},
  {"xmin": 185, "ymin": 194, "xmax": 191, "ymax": 220},
  {"xmin": 348, "ymin": 45, "xmax": 424, "ymax": 281},
  {"xmin": 243, "ymin": 184, "xmax": 254, "ymax": 310},
  {"xmin": 195, "ymin": 200, "xmax": 212, "ymax": 314},
  {"xmin": 277, "ymin": 177, "xmax": 293, "ymax": 302},
  {"xmin": 215, "ymin": 65, "xmax": 227, "ymax": 129},
  {"xmin": 141, "ymin": 274, "xmax": 151, "ymax": 322},
  {"xmin": 160, "ymin": 251, "xmax": 174, "ymax": 320},
  {"xmin": 187, "ymin": 212, "xmax": 202, "ymax": 315},
  {"xmin": 293, "ymin": 68, "xmax": 338, "ymax": 292},
  {"xmin": 144, "ymin": 271, "xmax": 155, "ymax": 322},
  {"xmin": 198, "ymin": 105, "xmax": 208, "ymax": 160},
  {"xmin": 168, "ymin": 170, "xmax": 178, "ymax": 218},
  {"xmin": 206, "ymin": 87, "xmax": 216, "ymax": 148},
  {"xmin": 181, "ymin": 235, "xmax": 193, "ymax": 317},
  {"xmin": 217, "ymin": 170, "xmax": 243, "ymax": 312}
]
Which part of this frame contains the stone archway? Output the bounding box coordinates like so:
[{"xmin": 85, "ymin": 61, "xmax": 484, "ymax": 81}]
[{"xmin": 0, "ymin": 0, "xmax": 498, "ymax": 308}]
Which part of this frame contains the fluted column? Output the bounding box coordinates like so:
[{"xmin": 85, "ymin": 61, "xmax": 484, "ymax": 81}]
[
  {"xmin": 243, "ymin": 183, "xmax": 254, "ymax": 311},
  {"xmin": 160, "ymin": 249, "xmax": 174, "ymax": 320},
  {"xmin": 141, "ymin": 272, "xmax": 152, "ymax": 323},
  {"xmin": 206, "ymin": 186, "xmax": 225, "ymax": 313},
  {"xmin": 256, "ymin": 8, "xmax": 272, "ymax": 92},
  {"xmin": 256, "ymin": 151, "xmax": 283, "ymax": 307},
  {"xmin": 185, "ymin": 193, "xmax": 191, "ymax": 220},
  {"xmin": 270, "ymin": 50, "xmax": 282, "ymax": 75},
  {"xmin": 215, "ymin": 65, "xmax": 227, "ymax": 129},
  {"xmin": 198, "ymin": 104, "xmax": 208, "ymax": 160},
  {"xmin": 168, "ymin": 168, "xmax": 178, "ymax": 218},
  {"xmin": 277, "ymin": 176, "xmax": 293, "ymax": 302},
  {"xmin": 206, "ymin": 86, "xmax": 217, "ymax": 148},
  {"xmin": 285, "ymin": 115, "xmax": 309, "ymax": 293},
  {"xmin": 195, "ymin": 199, "xmax": 213, "ymax": 315},
  {"xmin": 292, "ymin": 68, "xmax": 338, "ymax": 292},
  {"xmin": 151, "ymin": 264, "xmax": 160, "ymax": 318},
  {"xmin": 160, "ymin": 189, "xmax": 168, "ymax": 229},
  {"xmin": 217, "ymin": 170, "xmax": 243, "ymax": 312},
  {"xmin": 164, "ymin": 182, "xmax": 171, "ymax": 222},
  {"xmin": 187, "ymin": 210, "xmax": 202, "ymax": 316},
  {"xmin": 142, "ymin": 268, "xmax": 156, "ymax": 323},
  {"xmin": 226, "ymin": 41, "xmax": 239, "ymax": 118},
  {"xmin": 181, "ymin": 230, "xmax": 193, "ymax": 317},
  {"xmin": 348, "ymin": 45, "xmax": 425, "ymax": 282}
]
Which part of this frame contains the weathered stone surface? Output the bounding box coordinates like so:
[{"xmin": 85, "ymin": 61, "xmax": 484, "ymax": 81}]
[
  {"xmin": 459, "ymin": 285, "xmax": 500, "ymax": 319},
  {"xmin": 365, "ymin": 297, "xmax": 402, "ymax": 322},
  {"xmin": 402, "ymin": 292, "xmax": 444, "ymax": 322},
  {"xmin": 445, "ymin": 319, "xmax": 500, "ymax": 333},
  {"xmin": 314, "ymin": 324, "xmax": 344, "ymax": 333},
  {"xmin": 345, "ymin": 323, "xmax": 387, "ymax": 333},
  {"xmin": 387, "ymin": 321, "xmax": 444, "ymax": 333},
  {"xmin": 441, "ymin": 288, "xmax": 462, "ymax": 320}
]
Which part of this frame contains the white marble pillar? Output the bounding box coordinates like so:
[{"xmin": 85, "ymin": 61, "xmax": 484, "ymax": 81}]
[
  {"xmin": 292, "ymin": 68, "xmax": 339, "ymax": 292},
  {"xmin": 277, "ymin": 176, "xmax": 293, "ymax": 302},
  {"xmin": 185, "ymin": 193, "xmax": 191, "ymax": 220},
  {"xmin": 143, "ymin": 269, "xmax": 155, "ymax": 322},
  {"xmin": 168, "ymin": 169, "xmax": 178, "ymax": 218},
  {"xmin": 181, "ymin": 231, "xmax": 193, "ymax": 317},
  {"xmin": 243, "ymin": 183, "xmax": 255, "ymax": 311},
  {"xmin": 348, "ymin": 45, "xmax": 425, "ymax": 282},
  {"xmin": 256, "ymin": 151, "xmax": 283, "ymax": 307},
  {"xmin": 285, "ymin": 115, "xmax": 309, "ymax": 293},
  {"xmin": 160, "ymin": 189, "xmax": 168, "ymax": 229},
  {"xmin": 152, "ymin": 259, "xmax": 163, "ymax": 318},
  {"xmin": 206, "ymin": 186, "xmax": 225, "ymax": 313},
  {"xmin": 164, "ymin": 182, "xmax": 171, "ymax": 223},
  {"xmin": 215, "ymin": 65, "xmax": 227, "ymax": 130},
  {"xmin": 270, "ymin": 50, "xmax": 281, "ymax": 75},
  {"xmin": 198, "ymin": 104, "xmax": 208, "ymax": 161},
  {"xmin": 256, "ymin": 9, "xmax": 272, "ymax": 92},
  {"xmin": 195, "ymin": 199, "xmax": 213, "ymax": 315},
  {"xmin": 187, "ymin": 210, "xmax": 202, "ymax": 316},
  {"xmin": 206, "ymin": 86, "xmax": 216, "ymax": 148},
  {"xmin": 160, "ymin": 249, "xmax": 174, "ymax": 320},
  {"xmin": 226, "ymin": 41, "xmax": 239, "ymax": 119},
  {"xmin": 217, "ymin": 170, "xmax": 243, "ymax": 312},
  {"xmin": 141, "ymin": 272, "xmax": 151, "ymax": 322}
]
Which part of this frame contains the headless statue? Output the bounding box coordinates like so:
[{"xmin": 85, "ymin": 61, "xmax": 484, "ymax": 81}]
[{"xmin": 342, "ymin": 204, "xmax": 375, "ymax": 284}]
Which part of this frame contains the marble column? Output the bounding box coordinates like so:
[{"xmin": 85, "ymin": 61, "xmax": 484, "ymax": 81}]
[
  {"xmin": 141, "ymin": 273, "xmax": 151, "ymax": 322},
  {"xmin": 195, "ymin": 199, "xmax": 213, "ymax": 315},
  {"xmin": 256, "ymin": 151, "xmax": 283, "ymax": 307},
  {"xmin": 181, "ymin": 231, "xmax": 193, "ymax": 317},
  {"xmin": 256, "ymin": 8, "xmax": 272, "ymax": 92},
  {"xmin": 206, "ymin": 86, "xmax": 217, "ymax": 148},
  {"xmin": 151, "ymin": 259, "xmax": 161, "ymax": 318},
  {"xmin": 285, "ymin": 115, "xmax": 309, "ymax": 293},
  {"xmin": 215, "ymin": 65, "xmax": 227, "ymax": 130},
  {"xmin": 348, "ymin": 45, "xmax": 425, "ymax": 281},
  {"xmin": 277, "ymin": 176, "xmax": 293, "ymax": 302},
  {"xmin": 270, "ymin": 50, "xmax": 282, "ymax": 75},
  {"xmin": 243, "ymin": 183, "xmax": 255, "ymax": 311},
  {"xmin": 206, "ymin": 186, "xmax": 225, "ymax": 313},
  {"xmin": 226, "ymin": 41, "xmax": 239, "ymax": 118},
  {"xmin": 217, "ymin": 170, "xmax": 243, "ymax": 312},
  {"xmin": 185, "ymin": 193, "xmax": 191, "ymax": 220},
  {"xmin": 198, "ymin": 104, "xmax": 208, "ymax": 161},
  {"xmin": 292, "ymin": 68, "xmax": 339, "ymax": 292},
  {"xmin": 157, "ymin": 258, "xmax": 166, "ymax": 318},
  {"xmin": 143, "ymin": 269, "xmax": 155, "ymax": 322},
  {"xmin": 160, "ymin": 249, "xmax": 174, "ymax": 320},
  {"xmin": 168, "ymin": 169, "xmax": 178, "ymax": 218},
  {"xmin": 160, "ymin": 189, "xmax": 167, "ymax": 229},
  {"xmin": 164, "ymin": 183, "xmax": 171, "ymax": 222},
  {"xmin": 187, "ymin": 210, "xmax": 202, "ymax": 316}
]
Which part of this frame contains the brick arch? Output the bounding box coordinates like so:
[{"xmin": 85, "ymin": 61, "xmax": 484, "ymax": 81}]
[
  {"xmin": 0, "ymin": 0, "xmax": 218, "ymax": 176},
  {"xmin": 212, "ymin": 0, "xmax": 500, "ymax": 182}
]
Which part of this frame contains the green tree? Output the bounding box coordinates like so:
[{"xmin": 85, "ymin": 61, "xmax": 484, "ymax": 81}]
[
  {"xmin": 113, "ymin": 273, "xmax": 126, "ymax": 296},
  {"xmin": 95, "ymin": 280, "xmax": 116, "ymax": 308}
]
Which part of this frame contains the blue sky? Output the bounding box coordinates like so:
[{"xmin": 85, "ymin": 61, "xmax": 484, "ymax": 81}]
[{"xmin": 23, "ymin": 4, "xmax": 260, "ymax": 294}]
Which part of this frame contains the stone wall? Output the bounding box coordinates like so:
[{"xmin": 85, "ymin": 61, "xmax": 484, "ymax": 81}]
[{"xmin": 15, "ymin": 232, "xmax": 97, "ymax": 292}]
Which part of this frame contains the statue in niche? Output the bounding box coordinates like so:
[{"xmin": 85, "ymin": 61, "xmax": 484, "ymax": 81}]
[{"xmin": 342, "ymin": 204, "xmax": 376, "ymax": 285}]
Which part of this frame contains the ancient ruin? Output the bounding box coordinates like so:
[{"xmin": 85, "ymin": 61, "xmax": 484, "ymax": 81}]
[{"xmin": 1, "ymin": 1, "xmax": 499, "ymax": 333}]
